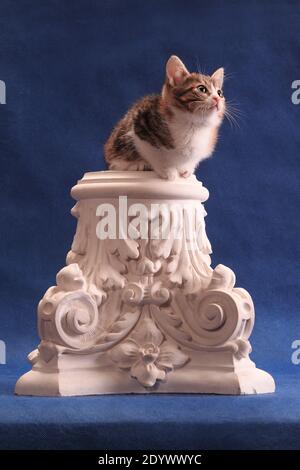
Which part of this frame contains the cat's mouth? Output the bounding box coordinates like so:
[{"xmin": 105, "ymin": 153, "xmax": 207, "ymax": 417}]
[
  {"xmin": 209, "ymin": 103, "xmax": 220, "ymax": 111},
  {"xmin": 194, "ymin": 103, "xmax": 222, "ymax": 115}
]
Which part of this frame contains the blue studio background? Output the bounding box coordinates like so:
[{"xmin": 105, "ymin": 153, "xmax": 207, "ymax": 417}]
[{"xmin": 0, "ymin": 0, "xmax": 299, "ymax": 450}]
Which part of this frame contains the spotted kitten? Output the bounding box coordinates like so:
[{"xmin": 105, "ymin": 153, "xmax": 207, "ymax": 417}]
[{"xmin": 104, "ymin": 55, "xmax": 225, "ymax": 180}]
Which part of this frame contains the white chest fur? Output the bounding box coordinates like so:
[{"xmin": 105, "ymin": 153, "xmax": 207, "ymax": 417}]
[
  {"xmin": 168, "ymin": 118, "xmax": 213, "ymax": 162},
  {"xmin": 132, "ymin": 110, "xmax": 216, "ymax": 178}
]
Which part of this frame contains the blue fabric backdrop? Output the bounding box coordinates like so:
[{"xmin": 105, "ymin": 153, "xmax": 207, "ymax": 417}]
[{"xmin": 0, "ymin": 0, "xmax": 299, "ymax": 450}]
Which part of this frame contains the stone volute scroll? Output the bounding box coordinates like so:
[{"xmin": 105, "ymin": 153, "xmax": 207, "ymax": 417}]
[{"xmin": 15, "ymin": 171, "xmax": 275, "ymax": 396}]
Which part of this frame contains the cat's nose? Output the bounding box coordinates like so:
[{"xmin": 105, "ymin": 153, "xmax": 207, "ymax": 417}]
[{"xmin": 212, "ymin": 96, "xmax": 220, "ymax": 104}]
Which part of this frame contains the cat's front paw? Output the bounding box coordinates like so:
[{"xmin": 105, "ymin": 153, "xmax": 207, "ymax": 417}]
[
  {"xmin": 179, "ymin": 169, "xmax": 192, "ymax": 178},
  {"xmin": 128, "ymin": 160, "xmax": 149, "ymax": 171},
  {"xmin": 158, "ymin": 168, "xmax": 178, "ymax": 180}
]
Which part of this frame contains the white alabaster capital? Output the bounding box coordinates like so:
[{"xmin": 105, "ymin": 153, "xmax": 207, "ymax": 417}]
[{"xmin": 15, "ymin": 170, "xmax": 275, "ymax": 396}]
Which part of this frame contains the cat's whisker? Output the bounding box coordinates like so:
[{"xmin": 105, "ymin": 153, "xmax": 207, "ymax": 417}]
[
  {"xmin": 225, "ymin": 99, "xmax": 243, "ymax": 109},
  {"xmin": 225, "ymin": 104, "xmax": 244, "ymax": 114},
  {"xmin": 225, "ymin": 101, "xmax": 245, "ymax": 115},
  {"xmin": 223, "ymin": 72, "xmax": 235, "ymax": 82},
  {"xmin": 224, "ymin": 108, "xmax": 241, "ymax": 129},
  {"xmin": 225, "ymin": 107, "xmax": 241, "ymax": 120},
  {"xmin": 224, "ymin": 101, "xmax": 246, "ymax": 126},
  {"xmin": 225, "ymin": 107, "xmax": 244, "ymax": 120},
  {"xmin": 224, "ymin": 111, "xmax": 235, "ymax": 129}
]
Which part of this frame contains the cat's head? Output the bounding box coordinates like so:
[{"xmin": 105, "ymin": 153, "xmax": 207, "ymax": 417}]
[{"xmin": 163, "ymin": 55, "xmax": 225, "ymax": 123}]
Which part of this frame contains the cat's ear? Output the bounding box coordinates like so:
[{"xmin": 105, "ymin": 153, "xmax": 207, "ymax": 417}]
[
  {"xmin": 166, "ymin": 55, "xmax": 189, "ymax": 86},
  {"xmin": 211, "ymin": 67, "xmax": 224, "ymax": 89}
]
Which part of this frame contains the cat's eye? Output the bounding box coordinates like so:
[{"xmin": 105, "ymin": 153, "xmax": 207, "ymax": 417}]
[
  {"xmin": 217, "ymin": 89, "xmax": 223, "ymax": 97},
  {"xmin": 197, "ymin": 85, "xmax": 207, "ymax": 93}
]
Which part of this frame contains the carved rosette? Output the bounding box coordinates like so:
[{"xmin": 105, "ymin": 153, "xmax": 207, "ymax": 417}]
[
  {"xmin": 18, "ymin": 171, "xmax": 273, "ymax": 394},
  {"xmin": 110, "ymin": 316, "xmax": 189, "ymax": 387}
]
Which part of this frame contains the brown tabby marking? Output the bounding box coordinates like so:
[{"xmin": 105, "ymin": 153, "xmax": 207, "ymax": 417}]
[{"xmin": 105, "ymin": 95, "xmax": 175, "ymax": 164}]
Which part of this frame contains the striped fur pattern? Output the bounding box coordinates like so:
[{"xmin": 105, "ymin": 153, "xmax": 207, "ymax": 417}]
[{"xmin": 104, "ymin": 56, "xmax": 225, "ymax": 179}]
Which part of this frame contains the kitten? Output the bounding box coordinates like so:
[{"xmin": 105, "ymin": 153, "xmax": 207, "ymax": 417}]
[{"xmin": 104, "ymin": 55, "xmax": 225, "ymax": 180}]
